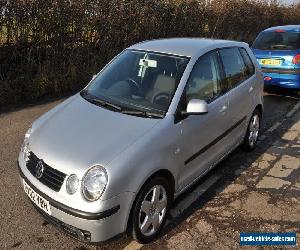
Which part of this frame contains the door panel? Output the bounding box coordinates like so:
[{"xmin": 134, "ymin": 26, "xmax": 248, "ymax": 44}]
[
  {"xmin": 219, "ymin": 47, "xmax": 254, "ymax": 145},
  {"xmin": 176, "ymin": 50, "xmax": 231, "ymax": 191},
  {"xmin": 178, "ymin": 95, "xmax": 230, "ymax": 191},
  {"xmin": 226, "ymin": 81, "xmax": 251, "ymax": 145}
]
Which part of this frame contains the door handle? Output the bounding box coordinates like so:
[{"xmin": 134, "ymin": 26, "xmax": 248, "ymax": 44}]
[
  {"xmin": 220, "ymin": 105, "xmax": 227, "ymax": 113},
  {"xmin": 249, "ymin": 86, "xmax": 254, "ymax": 93}
]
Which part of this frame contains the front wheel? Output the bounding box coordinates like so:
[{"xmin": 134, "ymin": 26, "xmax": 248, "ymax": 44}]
[
  {"xmin": 242, "ymin": 109, "xmax": 261, "ymax": 151},
  {"xmin": 131, "ymin": 176, "xmax": 171, "ymax": 243}
]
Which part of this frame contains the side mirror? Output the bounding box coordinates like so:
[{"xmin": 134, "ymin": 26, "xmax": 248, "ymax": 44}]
[{"xmin": 182, "ymin": 99, "xmax": 208, "ymax": 115}]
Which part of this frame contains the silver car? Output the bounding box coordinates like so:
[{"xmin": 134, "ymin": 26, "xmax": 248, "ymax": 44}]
[{"xmin": 18, "ymin": 38, "xmax": 263, "ymax": 243}]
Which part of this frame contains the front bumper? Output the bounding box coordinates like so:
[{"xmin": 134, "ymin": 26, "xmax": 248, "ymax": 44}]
[
  {"xmin": 261, "ymin": 68, "xmax": 300, "ymax": 89},
  {"xmin": 18, "ymin": 161, "xmax": 135, "ymax": 242}
]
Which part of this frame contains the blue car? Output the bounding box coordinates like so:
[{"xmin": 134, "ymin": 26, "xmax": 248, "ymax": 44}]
[{"xmin": 252, "ymin": 25, "xmax": 300, "ymax": 94}]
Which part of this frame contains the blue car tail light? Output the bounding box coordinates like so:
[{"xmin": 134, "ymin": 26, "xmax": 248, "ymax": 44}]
[{"xmin": 292, "ymin": 54, "xmax": 300, "ymax": 65}]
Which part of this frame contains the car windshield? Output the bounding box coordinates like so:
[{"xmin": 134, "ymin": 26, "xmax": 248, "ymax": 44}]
[
  {"xmin": 252, "ymin": 31, "xmax": 300, "ymax": 50},
  {"xmin": 81, "ymin": 50, "xmax": 189, "ymax": 116}
]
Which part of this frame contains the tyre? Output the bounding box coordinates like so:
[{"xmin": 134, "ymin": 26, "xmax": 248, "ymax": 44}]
[
  {"xmin": 242, "ymin": 109, "xmax": 261, "ymax": 151},
  {"xmin": 131, "ymin": 176, "xmax": 172, "ymax": 243}
]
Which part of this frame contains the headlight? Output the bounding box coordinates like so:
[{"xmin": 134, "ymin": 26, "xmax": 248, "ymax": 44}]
[
  {"xmin": 66, "ymin": 174, "xmax": 79, "ymax": 194},
  {"xmin": 82, "ymin": 166, "xmax": 108, "ymax": 201},
  {"xmin": 21, "ymin": 127, "xmax": 32, "ymax": 161}
]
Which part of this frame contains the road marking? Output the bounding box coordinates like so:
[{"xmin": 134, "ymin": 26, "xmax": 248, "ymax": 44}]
[
  {"xmin": 286, "ymin": 100, "xmax": 300, "ymax": 118},
  {"xmin": 265, "ymin": 100, "xmax": 300, "ymax": 134},
  {"xmin": 267, "ymin": 122, "xmax": 281, "ymax": 133}
]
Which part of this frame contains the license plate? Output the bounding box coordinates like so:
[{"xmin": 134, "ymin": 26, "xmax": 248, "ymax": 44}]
[
  {"xmin": 259, "ymin": 59, "xmax": 282, "ymax": 66},
  {"xmin": 23, "ymin": 179, "xmax": 51, "ymax": 215}
]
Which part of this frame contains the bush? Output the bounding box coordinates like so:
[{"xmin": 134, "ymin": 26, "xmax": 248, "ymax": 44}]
[{"xmin": 0, "ymin": 0, "xmax": 299, "ymax": 108}]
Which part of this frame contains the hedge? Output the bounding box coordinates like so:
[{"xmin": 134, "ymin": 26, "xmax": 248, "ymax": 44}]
[{"xmin": 0, "ymin": 0, "xmax": 299, "ymax": 108}]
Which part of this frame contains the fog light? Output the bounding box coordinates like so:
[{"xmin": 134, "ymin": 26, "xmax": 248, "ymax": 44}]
[{"xmin": 66, "ymin": 174, "xmax": 79, "ymax": 194}]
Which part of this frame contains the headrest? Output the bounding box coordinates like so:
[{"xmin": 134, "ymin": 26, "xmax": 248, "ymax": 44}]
[{"xmin": 153, "ymin": 75, "xmax": 176, "ymax": 92}]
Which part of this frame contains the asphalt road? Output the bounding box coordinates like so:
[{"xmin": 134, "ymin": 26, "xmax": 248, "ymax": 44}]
[{"xmin": 0, "ymin": 91, "xmax": 299, "ymax": 250}]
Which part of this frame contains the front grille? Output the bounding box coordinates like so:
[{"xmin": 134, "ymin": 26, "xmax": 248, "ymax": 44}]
[{"xmin": 26, "ymin": 152, "xmax": 66, "ymax": 192}]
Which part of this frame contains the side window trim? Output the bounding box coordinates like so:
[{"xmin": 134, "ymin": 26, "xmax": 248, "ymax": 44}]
[{"xmin": 215, "ymin": 49, "xmax": 228, "ymax": 94}]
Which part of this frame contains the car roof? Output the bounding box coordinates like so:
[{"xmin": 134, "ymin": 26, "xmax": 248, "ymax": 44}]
[
  {"xmin": 263, "ymin": 25, "xmax": 300, "ymax": 32},
  {"xmin": 128, "ymin": 38, "xmax": 248, "ymax": 57}
]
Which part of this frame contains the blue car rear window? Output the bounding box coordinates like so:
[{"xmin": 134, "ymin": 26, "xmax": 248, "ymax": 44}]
[{"xmin": 252, "ymin": 31, "xmax": 300, "ymax": 50}]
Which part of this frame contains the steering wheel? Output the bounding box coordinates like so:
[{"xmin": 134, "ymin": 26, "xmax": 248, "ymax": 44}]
[
  {"xmin": 126, "ymin": 78, "xmax": 140, "ymax": 91},
  {"xmin": 153, "ymin": 92, "xmax": 170, "ymax": 105}
]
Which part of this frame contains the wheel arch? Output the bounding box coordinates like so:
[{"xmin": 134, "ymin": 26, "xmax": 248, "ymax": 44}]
[
  {"xmin": 126, "ymin": 168, "xmax": 175, "ymax": 232},
  {"xmin": 255, "ymin": 104, "xmax": 263, "ymax": 117}
]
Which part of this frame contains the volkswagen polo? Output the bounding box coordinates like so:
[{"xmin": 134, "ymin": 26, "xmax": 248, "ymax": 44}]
[{"xmin": 18, "ymin": 38, "xmax": 263, "ymax": 243}]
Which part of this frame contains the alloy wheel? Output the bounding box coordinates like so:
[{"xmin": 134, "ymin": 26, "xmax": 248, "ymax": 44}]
[
  {"xmin": 138, "ymin": 185, "xmax": 167, "ymax": 237},
  {"xmin": 248, "ymin": 114, "xmax": 260, "ymax": 147}
]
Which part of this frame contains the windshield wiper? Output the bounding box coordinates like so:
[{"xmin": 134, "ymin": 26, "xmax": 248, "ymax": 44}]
[
  {"xmin": 122, "ymin": 109, "xmax": 165, "ymax": 118},
  {"xmin": 81, "ymin": 90, "xmax": 122, "ymax": 111},
  {"xmin": 90, "ymin": 98, "xmax": 122, "ymax": 111},
  {"xmin": 81, "ymin": 91, "xmax": 164, "ymax": 118}
]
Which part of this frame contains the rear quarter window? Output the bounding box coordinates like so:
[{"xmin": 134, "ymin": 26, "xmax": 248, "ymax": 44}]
[{"xmin": 239, "ymin": 48, "xmax": 255, "ymax": 77}]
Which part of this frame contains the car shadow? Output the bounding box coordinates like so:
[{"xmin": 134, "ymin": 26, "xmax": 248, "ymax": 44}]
[
  {"xmin": 157, "ymin": 90, "xmax": 300, "ymax": 242},
  {"xmin": 264, "ymin": 86, "xmax": 299, "ymax": 99}
]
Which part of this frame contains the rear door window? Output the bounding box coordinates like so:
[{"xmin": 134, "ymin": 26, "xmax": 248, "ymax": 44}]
[{"xmin": 219, "ymin": 48, "xmax": 247, "ymax": 90}]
